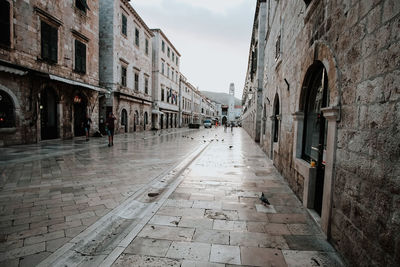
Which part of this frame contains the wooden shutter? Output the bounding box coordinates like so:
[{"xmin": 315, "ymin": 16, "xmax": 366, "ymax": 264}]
[
  {"xmin": 49, "ymin": 25, "xmax": 58, "ymax": 62},
  {"xmin": 75, "ymin": 40, "xmax": 86, "ymax": 73},
  {"xmin": 0, "ymin": 0, "xmax": 10, "ymax": 47}
]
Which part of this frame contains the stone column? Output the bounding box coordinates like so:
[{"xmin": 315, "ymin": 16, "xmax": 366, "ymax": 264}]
[{"xmin": 321, "ymin": 106, "xmax": 340, "ymax": 237}]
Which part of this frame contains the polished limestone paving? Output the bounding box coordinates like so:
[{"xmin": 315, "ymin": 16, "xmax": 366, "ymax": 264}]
[
  {"xmin": 0, "ymin": 127, "xmax": 345, "ymax": 266},
  {"xmin": 112, "ymin": 128, "xmax": 344, "ymax": 267}
]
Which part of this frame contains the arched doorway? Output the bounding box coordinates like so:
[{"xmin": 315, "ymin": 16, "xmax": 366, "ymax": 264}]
[
  {"xmin": 121, "ymin": 109, "xmax": 128, "ymax": 133},
  {"xmin": 0, "ymin": 90, "xmax": 16, "ymax": 128},
  {"xmin": 144, "ymin": 112, "xmax": 148, "ymax": 130},
  {"xmin": 134, "ymin": 110, "xmax": 139, "ymax": 132},
  {"xmin": 222, "ymin": 116, "xmax": 227, "ymax": 125},
  {"xmin": 40, "ymin": 88, "xmax": 58, "ymax": 140},
  {"xmin": 73, "ymin": 94, "xmax": 87, "ymax": 137},
  {"xmin": 302, "ymin": 61, "xmax": 329, "ymax": 216}
]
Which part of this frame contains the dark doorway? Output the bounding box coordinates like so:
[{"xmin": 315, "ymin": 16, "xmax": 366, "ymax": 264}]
[
  {"xmin": 166, "ymin": 113, "xmax": 169, "ymax": 129},
  {"xmin": 144, "ymin": 112, "xmax": 148, "ymax": 130},
  {"xmin": 160, "ymin": 114, "xmax": 164, "ymax": 129},
  {"xmin": 134, "ymin": 110, "xmax": 139, "ymax": 132},
  {"xmin": 40, "ymin": 88, "xmax": 58, "ymax": 140},
  {"xmin": 121, "ymin": 109, "xmax": 128, "ymax": 133},
  {"xmin": 222, "ymin": 116, "xmax": 227, "ymax": 125},
  {"xmin": 73, "ymin": 94, "xmax": 87, "ymax": 137},
  {"xmin": 273, "ymin": 95, "xmax": 280, "ymax": 143},
  {"xmin": 302, "ymin": 62, "xmax": 329, "ymax": 216}
]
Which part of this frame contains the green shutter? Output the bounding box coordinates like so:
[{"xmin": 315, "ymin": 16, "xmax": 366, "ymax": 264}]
[{"xmin": 0, "ymin": 0, "xmax": 10, "ymax": 46}]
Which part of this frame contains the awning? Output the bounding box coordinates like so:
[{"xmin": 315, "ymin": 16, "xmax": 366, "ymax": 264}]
[
  {"xmin": 0, "ymin": 65, "xmax": 28, "ymax": 76},
  {"xmin": 152, "ymin": 110, "xmax": 164, "ymax": 115},
  {"xmin": 49, "ymin": 74, "xmax": 109, "ymax": 93}
]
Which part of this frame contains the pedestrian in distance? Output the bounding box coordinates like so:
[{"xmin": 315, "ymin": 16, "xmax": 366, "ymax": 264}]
[
  {"xmin": 106, "ymin": 112, "xmax": 116, "ymax": 147},
  {"xmin": 83, "ymin": 114, "xmax": 92, "ymax": 141},
  {"xmin": 231, "ymin": 123, "xmax": 234, "ymax": 132},
  {"xmin": 224, "ymin": 122, "xmax": 227, "ymax": 132}
]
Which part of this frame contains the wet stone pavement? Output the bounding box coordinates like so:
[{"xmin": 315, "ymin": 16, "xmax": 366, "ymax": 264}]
[{"xmin": 0, "ymin": 128, "xmax": 345, "ymax": 266}]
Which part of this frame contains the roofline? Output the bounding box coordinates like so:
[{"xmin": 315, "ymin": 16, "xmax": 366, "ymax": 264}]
[
  {"xmin": 123, "ymin": 0, "xmax": 154, "ymax": 37},
  {"xmin": 151, "ymin": 28, "xmax": 181, "ymax": 57}
]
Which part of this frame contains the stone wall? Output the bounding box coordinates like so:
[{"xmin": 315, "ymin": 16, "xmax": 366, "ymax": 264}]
[{"xmin": 242, "ymin": 0, "xmax": 400, "ymax": 265}]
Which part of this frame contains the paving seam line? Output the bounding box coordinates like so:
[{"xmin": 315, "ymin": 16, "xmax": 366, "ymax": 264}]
[{"xmin": 37, "ymin": 141, "xmax": 210, "ymax": 267}]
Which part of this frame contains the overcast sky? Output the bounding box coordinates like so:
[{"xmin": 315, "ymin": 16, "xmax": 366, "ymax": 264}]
[{"xmin": 131, "ymin": 0, "xmax": 256, "ymax": 98}]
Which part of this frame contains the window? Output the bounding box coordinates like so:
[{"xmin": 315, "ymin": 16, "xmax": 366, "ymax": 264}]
[
  {"xmin": 121, "ymin": 66, "xmax": 127, "ymax": 86},
  {"xmin": 145, "ymin": 77, "xmax": 149, "ymax": 94},
  {"xmin": 161, "ymin": 88, "xmax": 165, "ymax": 101},
  {"xmin": 304, "ymin": 0, "xmax": 312, "ymax": 6},
  {"xmin": 135, "ymin": 28, "xmax": 139, "ymax": 47},
  {"xmin": 167, "ymin": 47, "xmax": 170, "ymax": 57},
  {"xmin": 172, "ymin": 52, "xmax": 175, "ymax": 61},
  {"xmin": 41, "ymin": 21, "xmax": 58, "ymax": 63},
  {"xmin": 302, "ymin": 63, "xmax": 329, "ymax": 163},
  {"xmin": 0, "ymin": 0, "xmax": 11, "ymax": 47},
  {"xmin": 176, "ymin": 71, "xmax": 179, "ymax": 82},
  {"xmin": 275, "ymin": 35, "xmax": 281, "ymax": 60},
  {"xmin": 162, "ymin": 40, "xmax": 165, "ymax": 52},
  {"xmin": 75, "ymin": 0, "xmax": 89, "ymax": 13},
  {"xmin": 273, "ymin": 96, "xmax": 280, "ymax": 142},
  {"xmin": 121, "ymin": 14, "xmax": 127, "ymax": 36},
  {"xmin": 167, "ymin": 66, "xmax": 170, "ymax": 78},
  {"xmin": 74, "ymin": 40, "xmax": 86, "ymax": 73},
  {"xmin": 176, "ymin": 57, "xmax": 179, "ymax": 66},
  {"xmin": 145, "ymin": 38, "xmax": 149, "ymax": 55},
  {"xmin": 0, "ymin": 90, "xmax": 15, "ymax": 128},
  {"xmin": 134, "ymin": 72, "xmax": 139, "ymax": 91},
  {"xmin": 161, "ymin": 62, "xmax": 164, "ymax": 75},
  {"xmin": 172, "ymin": 70, "xmax": 174, "ymax": 81}
]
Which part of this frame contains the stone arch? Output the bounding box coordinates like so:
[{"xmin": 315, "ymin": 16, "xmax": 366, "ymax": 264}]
[
  {"xmin": 298, "ymin": 41, "xmax": 341, "ymax": 111},
  {"xmin": 0, "ymin": 84, "xmax": 21, "ymax": 127}
]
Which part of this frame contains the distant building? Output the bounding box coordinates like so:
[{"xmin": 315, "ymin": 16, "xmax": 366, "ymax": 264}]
[
  {"xmin": 99, "ymin": 0, "xmax": 153, "ymax": 133},
  {"xmin": 151, "ymin": 29, "xmax": 180, "ymax": 129}
]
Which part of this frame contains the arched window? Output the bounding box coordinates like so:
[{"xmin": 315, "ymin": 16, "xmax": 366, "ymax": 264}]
[
  {"xmin": 0, "ymin": 90, "xmax": 15, "ymax": 128},
  {"xmin": 273, "ymin": 95, "xmax": 280, "ymax": 142},
  {"xmin": 302, "ymin": 62, "xmax": 329, "ymax": 163}
]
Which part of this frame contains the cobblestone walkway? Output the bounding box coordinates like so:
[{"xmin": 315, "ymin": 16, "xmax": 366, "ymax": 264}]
[
  {"xmin": 0, "ymin": 128, "xmax": 204, "ymax": 266},
  {"xmin": 112, "ymin": 128, "xmax": 344, "ymax": 266}
]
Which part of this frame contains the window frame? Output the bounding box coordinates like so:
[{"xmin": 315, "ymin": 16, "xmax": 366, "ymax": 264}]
[
  {"xmin": 40, "ymin": 20, "xmax": 58, "ymax": 64},
  {"xmin": 0, "ymin": 0, "xmax": 11, "ymax": 48},
  {"xmin": 161, "ymin": 40, "xmax": 165, "ymax": 52},
  {"xmin": 144, "ymin": 77, "xmax": 149, "ymax": 94},
  {"xmin": 135, "ymin": 28, "xmax": 140, "ymax": 47},
  {"xmin": 145, "ymin": 38, "xmax": 149, "ymax": 55},
  {"xmin": 74, "ymin": 39, "xmax": 86, "ymax": 74},
  {"xmin": 121, "ymin": 65, "xmax": 127, "ymax": 87},
  {"xmin": 121, "ymin": 13, "xmax": 127, "ymax": 36},
  {"xmin": 134, "ymin": 71, "xmax": 139, "ymax": 91},
  {"xmin": 75, "ymin": 0, "xmax": 88, "ymax": 14}
]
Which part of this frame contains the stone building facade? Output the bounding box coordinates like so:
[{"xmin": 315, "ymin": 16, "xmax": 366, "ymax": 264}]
[
  {"xmin": 151, "ymin": 29, "xmax": 181, "ymax": 130},
  {"xmin": 180, "ymin": 75, "xmax": 194, "ymax": 127},
  {"xmin": 241, "ymin": 0, "xmax": 400, "ymax": 265},
  {"xmin": 0, "ymin": 0, "xmax": 104, "ymax": 146},
  {"xmin": 99, "ymin": 0, "xmax": 153, "ymax": 133}
]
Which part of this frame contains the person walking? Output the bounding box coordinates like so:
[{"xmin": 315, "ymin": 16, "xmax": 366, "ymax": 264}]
[
  {"xmin": 106, "ymin": 112, "xmax": 116, "ymax": 147},
  {"xmin": 83, "ymin": 115, "xmax": 92, "ymax": 141}
]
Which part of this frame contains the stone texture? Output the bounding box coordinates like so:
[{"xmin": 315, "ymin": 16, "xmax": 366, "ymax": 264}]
[
  {"xmin": 166, "ymin": 241, "xmax": 211, "ymax": 261},
  {"xmin": 209, "ymin": 244, "xmax": 240, "ymax": 265},
  {"xmin": 241, "ymin": 246, "xmax": 287, "ymax": 267}
]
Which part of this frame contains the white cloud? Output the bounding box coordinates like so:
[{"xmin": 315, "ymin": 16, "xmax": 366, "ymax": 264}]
[{"xmin": 131, "ymin": 0, "xmax": 256, "ymax": 97}]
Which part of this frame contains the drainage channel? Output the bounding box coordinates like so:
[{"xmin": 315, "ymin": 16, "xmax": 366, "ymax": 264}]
[{"xmin": 38, "ymin": 142, "xmax": 210, "ymax": 267}]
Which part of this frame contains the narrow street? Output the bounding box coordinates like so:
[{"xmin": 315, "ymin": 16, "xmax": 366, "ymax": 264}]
[{"xmin": 1, "ymin": 128, "xmax": 343, "ymax": 266}]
